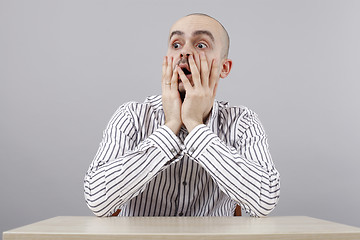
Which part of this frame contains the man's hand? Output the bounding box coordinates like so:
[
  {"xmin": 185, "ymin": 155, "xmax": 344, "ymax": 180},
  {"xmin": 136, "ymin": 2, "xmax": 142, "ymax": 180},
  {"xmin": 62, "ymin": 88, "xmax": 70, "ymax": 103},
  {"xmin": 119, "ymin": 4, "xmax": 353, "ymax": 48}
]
[
  {"xmin": 178, "ymin": 52, "xmax": 220, "ymax": 132},
  {"xmin": 162, "ymin": 56, "xmax": 182, "ymax": 135}
]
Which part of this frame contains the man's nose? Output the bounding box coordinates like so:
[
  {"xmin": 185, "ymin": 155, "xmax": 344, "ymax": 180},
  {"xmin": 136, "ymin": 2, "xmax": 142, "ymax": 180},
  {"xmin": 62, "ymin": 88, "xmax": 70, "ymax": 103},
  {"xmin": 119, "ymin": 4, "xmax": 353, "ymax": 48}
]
[
  {"xmin": 179, "ymin": 43, "xmax": 195, "ymax": 59},
  {"xmin": 180, "ymin": 53, "xmax": 191, "ymax": 58}
]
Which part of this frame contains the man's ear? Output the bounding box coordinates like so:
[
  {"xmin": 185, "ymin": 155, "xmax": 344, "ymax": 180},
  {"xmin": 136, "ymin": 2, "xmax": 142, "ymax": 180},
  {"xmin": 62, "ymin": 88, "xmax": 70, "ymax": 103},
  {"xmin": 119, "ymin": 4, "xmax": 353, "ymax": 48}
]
[{"xmin": 220, "ymin": 59, "xmax": 232, "ymax": 79}]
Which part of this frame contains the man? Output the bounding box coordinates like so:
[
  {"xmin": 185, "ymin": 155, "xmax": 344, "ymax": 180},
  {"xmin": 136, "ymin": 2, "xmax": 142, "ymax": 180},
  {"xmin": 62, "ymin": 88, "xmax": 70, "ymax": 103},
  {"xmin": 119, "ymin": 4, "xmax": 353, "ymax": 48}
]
[{"xmin": 84, "ymin": 13, "xmax": 280, "ymax": 217}]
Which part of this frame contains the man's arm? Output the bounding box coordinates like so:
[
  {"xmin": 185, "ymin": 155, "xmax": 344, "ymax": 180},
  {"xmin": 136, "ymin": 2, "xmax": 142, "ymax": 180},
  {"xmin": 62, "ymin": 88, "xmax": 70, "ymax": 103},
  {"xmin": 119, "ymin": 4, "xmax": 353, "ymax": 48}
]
[
  {"xmin": 85, "ymin": 54, "xmax": 187, "ymax": 217},
  {"xmin": 178, "ymin": 52, "xmax": 280, "ymax": 216},
  {"xmin": 183, "ymin": 112, "xmax": 280, "ymax": 217},
  {"xmin": 84, "ymin": 103, "xmax": 183, "ymax": 217}
]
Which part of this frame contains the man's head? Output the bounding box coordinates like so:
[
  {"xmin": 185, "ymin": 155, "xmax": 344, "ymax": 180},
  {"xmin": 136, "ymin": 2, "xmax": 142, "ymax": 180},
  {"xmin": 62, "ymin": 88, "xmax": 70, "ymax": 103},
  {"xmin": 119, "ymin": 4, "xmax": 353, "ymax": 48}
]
[{"xmin": 167, "ymin": 14, "xmax": 232, "ymax": 93}]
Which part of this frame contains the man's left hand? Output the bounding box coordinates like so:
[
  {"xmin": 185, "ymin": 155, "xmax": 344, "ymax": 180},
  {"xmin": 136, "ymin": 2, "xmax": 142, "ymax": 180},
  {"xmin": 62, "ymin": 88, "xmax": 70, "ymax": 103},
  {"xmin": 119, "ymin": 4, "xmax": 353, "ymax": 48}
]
[{"xmin": 178, "ymin": 52, "xmax": 220, "ymax": 132}]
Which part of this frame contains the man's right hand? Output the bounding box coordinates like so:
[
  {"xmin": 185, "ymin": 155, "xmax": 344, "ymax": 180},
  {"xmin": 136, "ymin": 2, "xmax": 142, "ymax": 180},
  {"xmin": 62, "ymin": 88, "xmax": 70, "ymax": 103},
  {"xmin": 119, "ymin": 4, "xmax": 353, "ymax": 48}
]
[{"xmin": 161, "ymin": 56, "xmax": 182, "ymax": 135}]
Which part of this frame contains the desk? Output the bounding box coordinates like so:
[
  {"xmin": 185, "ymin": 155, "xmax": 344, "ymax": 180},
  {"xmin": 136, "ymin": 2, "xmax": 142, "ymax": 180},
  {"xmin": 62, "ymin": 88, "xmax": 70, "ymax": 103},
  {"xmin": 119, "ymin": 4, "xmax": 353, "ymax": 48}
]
[{"xmin": 3, "ymin": 216, "xmax": 360, "ymax": 240}]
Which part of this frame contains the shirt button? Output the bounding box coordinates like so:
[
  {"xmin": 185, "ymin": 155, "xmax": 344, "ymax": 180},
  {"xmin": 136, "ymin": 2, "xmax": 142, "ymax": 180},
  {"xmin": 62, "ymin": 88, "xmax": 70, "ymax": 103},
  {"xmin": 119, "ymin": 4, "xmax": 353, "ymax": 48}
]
[
  {"xmin": 171, "ymin": 148, "xmax": 177, "ymax": 154},
  {"xmin": 179, "ymin": 212, "xmax": 184, "ymax": 216},
  {"xmin": 189, "ymin": 147, "xmax": 195, "ymax": 153},
  {"xmin": 182, "ymin": 181, "xmax": 187, "ymax": 186}
]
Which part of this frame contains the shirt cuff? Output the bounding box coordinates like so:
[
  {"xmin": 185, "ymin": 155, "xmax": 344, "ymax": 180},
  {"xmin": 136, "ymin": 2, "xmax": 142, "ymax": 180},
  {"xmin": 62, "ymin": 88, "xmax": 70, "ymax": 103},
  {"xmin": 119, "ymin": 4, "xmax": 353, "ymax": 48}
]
[
  {"xmin": 184, "ymin": 124, "xmax": 217, "ymax": 160},
  {"xmin": 148, "ymin": 125, "xmax": 183, "ymax": 160}
]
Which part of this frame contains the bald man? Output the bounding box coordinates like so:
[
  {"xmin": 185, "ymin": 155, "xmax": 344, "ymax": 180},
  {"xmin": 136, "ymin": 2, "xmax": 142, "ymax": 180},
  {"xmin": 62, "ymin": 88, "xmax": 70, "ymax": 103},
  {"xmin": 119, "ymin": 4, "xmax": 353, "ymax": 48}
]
[{"xmin": 84, "ymin": 14, "xmax": 280, "ymax": 217}]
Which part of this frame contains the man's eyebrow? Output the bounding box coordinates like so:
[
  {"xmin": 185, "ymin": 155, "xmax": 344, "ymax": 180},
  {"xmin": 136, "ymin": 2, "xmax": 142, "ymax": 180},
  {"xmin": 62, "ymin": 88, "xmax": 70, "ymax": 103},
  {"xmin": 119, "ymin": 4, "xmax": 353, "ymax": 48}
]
[
  {"xmin": 192, "ymin": 30, "xmax": 215, "ymax": 42},
  {"xmin": 169, "ymin": 30, "xmax": 215, "ymax": 42},
  {"xmin": 169, "ymin": 30, "xmax": 184, "ymax": 40}
]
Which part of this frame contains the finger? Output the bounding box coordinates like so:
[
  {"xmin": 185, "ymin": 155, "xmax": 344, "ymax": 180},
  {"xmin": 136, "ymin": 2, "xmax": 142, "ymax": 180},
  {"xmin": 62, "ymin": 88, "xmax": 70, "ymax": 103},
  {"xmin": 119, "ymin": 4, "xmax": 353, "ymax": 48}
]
[
  {"xmin": 162, "ymin": 56, "xmax": 167, "ymax": 77},
  {"xmin": 166, "ymin": 56, "xmax": 173, "ymax": 78},
  {"xmin": 193, "ymin": 51, "xmax": 201, "ymax": 73},
  {"xmin": 177, "ymin": 66, "xmax": 193, "ymax": 91},
  {"xmin": 162, "ymin": 56, "xmax": 169, "ymax": 90},
  {"xmin": 170, "ymin": 67, "xmax": 178, "ymax": 91},
  {"xmin": 209, "ymin": 58, "xmax": 220, "ymax": 90},
  {"xmin": 200, "ymin": 52, "xmax": 209, "ymax": 87},
  {"xmin": 213, "ymin": 80, "xmax": 219, "ymax": 97},
  {"xmin": 164, "ymin": 56, "xmax": 173, "ymax": 88},
  {"xmin": 188, "ymin": 54, "xmax": 201, "ymax": 87}
]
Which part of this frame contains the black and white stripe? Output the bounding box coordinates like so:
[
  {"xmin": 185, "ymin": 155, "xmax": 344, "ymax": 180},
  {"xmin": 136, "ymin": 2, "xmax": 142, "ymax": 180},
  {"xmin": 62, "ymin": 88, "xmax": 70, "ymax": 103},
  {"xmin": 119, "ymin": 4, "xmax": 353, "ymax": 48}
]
[{"xmin": 84, "ymin": 95, "xmax": 280, "ymax": 217}]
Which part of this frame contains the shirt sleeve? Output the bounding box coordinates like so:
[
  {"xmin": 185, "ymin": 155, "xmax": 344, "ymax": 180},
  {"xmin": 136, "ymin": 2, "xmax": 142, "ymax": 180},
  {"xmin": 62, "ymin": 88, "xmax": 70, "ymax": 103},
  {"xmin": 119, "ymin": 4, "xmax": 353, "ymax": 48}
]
[
  {"xmin": 183, "ymin": 110, "xmax": 280, "ymax": 217},
  {"xmin": 84, "ymin": 104, "xmax": 183, "ymax": 217}
]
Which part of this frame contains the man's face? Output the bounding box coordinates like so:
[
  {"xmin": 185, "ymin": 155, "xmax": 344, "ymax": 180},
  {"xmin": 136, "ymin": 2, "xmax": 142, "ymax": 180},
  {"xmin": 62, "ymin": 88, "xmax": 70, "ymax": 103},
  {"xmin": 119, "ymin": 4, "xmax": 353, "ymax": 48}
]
[{"xmin": 167, "ymin": 15, "xmax": 226, "ymax": 93}]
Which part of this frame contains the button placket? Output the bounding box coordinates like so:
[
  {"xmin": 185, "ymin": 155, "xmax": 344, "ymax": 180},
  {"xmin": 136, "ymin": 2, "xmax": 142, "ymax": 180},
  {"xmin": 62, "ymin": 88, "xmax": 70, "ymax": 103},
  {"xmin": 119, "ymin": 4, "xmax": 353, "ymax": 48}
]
[
  {"xmin": 177, "ymin": 154, "xmax": 191, "ymax": 216},
  {"xmin": 176, "ymin": 128, "xmax": 190, "ymax": 216}
]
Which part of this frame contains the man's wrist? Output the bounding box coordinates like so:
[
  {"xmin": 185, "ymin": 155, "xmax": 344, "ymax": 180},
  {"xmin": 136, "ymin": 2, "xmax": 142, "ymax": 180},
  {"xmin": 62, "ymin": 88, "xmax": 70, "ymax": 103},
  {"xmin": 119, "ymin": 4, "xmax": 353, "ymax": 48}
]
[
  {"xmin": 183, "ymin": 124, "xmax": 213, "ymax": 160},
  {"xmin": 165, "ymin": 121, "xmax": 182, "ymax": 135},
  {"xmin": 184, "ymin": 120, "xmax": 203, "ymax": 133}
]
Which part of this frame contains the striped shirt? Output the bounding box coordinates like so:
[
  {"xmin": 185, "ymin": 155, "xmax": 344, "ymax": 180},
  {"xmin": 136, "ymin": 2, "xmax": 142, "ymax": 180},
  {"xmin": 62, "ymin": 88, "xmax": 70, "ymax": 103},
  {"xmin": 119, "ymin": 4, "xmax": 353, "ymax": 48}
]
[{"xmin": 84, "ymin": 95, "xmax": 280, "ymax": 217}]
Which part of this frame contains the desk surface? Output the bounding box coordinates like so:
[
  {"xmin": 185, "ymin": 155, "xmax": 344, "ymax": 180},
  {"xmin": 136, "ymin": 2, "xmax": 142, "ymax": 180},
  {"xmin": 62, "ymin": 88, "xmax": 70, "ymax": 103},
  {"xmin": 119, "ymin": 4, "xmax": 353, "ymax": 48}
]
[{"xmin": 3, "ymin": 216, "xmax": 360, "ymax": 240}]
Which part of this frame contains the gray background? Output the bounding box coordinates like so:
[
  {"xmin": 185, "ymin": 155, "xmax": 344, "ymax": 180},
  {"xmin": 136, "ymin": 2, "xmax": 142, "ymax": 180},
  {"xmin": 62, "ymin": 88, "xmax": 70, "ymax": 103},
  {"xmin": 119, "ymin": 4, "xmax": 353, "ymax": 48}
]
[{"xmin": 1, "ymin": 0, "xmax": 359, "ymax": 235}]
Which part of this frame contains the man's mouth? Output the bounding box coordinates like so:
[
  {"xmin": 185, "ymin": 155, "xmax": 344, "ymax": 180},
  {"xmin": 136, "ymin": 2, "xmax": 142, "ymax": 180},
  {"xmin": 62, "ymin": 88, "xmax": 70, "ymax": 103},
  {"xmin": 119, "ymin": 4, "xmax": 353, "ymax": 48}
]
[
  {"xmin": 181, "ymin": 67, "xmax": 191, "ymax": 76},
  {"xmin": 178, "ymin": 67, "xmax": 192, "ymax": 85},
  {"xmin": 178, "ymin": 63, "xmax": 192, "ymax": 78},
  {"xmin": 177, "ymin": 60, "xmax": 192, "ymax": 84}
]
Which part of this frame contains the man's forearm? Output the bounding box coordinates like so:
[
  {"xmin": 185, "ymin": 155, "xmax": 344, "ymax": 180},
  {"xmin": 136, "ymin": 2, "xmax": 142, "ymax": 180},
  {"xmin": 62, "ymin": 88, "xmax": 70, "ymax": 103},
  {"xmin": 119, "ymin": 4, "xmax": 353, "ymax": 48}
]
[
  {"xmin": 84, "ymin": 106, "xmax": 183, "ymax": 217},
  {"xmin": 183, "ymin": 124, "xmax": 280, "ymax": 217}
]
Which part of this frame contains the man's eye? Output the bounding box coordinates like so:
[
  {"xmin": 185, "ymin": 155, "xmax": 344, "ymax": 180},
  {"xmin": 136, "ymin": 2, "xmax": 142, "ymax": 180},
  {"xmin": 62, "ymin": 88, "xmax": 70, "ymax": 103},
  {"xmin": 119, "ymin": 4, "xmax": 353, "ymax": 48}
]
[
  {"xmin": 196, "ymin": 43, "xmax": 207, "ymax": 49},
  {"xmin": 173, "ymin": 43, "xmax": 181, "ymax": 49}
]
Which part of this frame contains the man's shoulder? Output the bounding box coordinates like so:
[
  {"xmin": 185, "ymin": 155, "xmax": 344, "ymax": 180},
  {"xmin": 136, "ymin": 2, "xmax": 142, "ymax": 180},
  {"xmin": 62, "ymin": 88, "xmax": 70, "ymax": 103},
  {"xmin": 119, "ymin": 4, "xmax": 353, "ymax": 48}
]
[
  {"xmin": 117, "ymin": 95, "xmax": 162, "ymax": 111},
  {"xmin": 215, "ymin": 99, "xmax": 261, "ymax": 130},
  {"xmin": 143, "ymin": 95, "xmax": 163, "ymax": 109},
  {"xmin": 216, "ymin": 99, "xmax": 256, "ymax": 119},
  {"xmin": 112, "ymin": 95, "xmax": 162, "ymax": 120}
]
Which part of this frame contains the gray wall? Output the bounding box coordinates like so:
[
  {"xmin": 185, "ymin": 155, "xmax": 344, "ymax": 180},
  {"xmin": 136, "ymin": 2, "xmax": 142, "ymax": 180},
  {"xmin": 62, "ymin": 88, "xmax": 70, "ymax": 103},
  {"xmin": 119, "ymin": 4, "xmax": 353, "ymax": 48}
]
[{"xmin": 1, "ymin": 0, "xmax": 359, "ymax": 235}]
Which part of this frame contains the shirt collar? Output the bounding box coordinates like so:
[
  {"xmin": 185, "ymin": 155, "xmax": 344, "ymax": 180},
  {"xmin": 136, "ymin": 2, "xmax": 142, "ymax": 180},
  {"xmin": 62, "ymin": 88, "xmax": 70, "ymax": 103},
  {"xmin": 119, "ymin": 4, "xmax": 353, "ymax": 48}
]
[{"xmin": 205, "ymin": 99, "xmax": 220, "ymax": 134}]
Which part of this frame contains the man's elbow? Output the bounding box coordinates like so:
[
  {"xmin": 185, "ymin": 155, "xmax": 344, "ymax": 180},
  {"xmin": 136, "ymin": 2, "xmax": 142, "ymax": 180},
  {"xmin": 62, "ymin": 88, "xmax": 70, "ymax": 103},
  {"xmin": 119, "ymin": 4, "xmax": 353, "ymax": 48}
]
[
  {"xmin": 84, "ymin": 182, "xmax": 114, "ymax": 217},
  {"xmin": 258, "ymin": 183, "xmax": 280, "ymax": 217},
  {"xmin": 84, "ymin": 191, "xmax": 108, "ymax": 217}
]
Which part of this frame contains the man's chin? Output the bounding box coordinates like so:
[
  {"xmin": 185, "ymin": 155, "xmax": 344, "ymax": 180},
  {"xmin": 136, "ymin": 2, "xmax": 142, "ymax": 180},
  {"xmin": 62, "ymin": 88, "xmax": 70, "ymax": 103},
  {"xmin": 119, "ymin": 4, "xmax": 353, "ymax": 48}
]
[
  {"xmin": 178, "ymin": 81, "xmax": 185, "ymax": 91},
  {"xmin": 178, "ymin": 85, "xmax": 186, "ymax": 101}
]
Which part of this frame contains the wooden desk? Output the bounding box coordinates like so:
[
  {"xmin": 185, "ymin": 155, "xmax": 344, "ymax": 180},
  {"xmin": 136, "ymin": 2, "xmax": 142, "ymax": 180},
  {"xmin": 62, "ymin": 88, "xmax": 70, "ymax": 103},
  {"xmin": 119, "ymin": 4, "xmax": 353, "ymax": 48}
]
[{"xmin": 3, "ymin": 216, "xmax": 360, "ymax": 240}]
